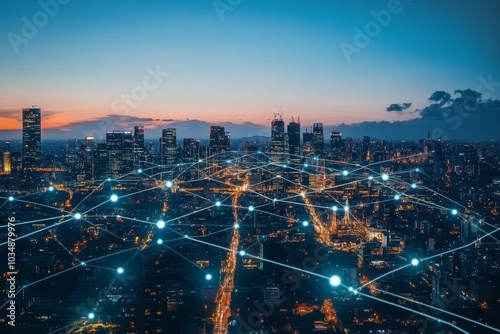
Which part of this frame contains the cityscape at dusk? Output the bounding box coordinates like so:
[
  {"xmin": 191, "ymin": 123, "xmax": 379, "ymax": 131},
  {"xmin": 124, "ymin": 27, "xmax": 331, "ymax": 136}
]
[{"xmin": 1, "ymin": 1, "xmax": 500, "ymax": 334}]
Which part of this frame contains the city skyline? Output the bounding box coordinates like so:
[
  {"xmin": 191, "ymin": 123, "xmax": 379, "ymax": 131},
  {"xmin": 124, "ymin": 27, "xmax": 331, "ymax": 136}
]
[{"xmin": 1, "ymin": 0, "xmax": 500, "ymax": 137}]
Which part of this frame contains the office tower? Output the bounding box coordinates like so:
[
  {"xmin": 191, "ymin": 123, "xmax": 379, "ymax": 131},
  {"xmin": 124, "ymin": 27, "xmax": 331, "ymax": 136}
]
[
  {"xmin": 312, "ymin": 123, "xmax": 324, "ymax": 157},
  {"xmin": 21, "ymin": 106, "xmax": 42, "ymax": 189},
  {"xmin": 133, "ymin": 126, "xmax": 145, "ymax": 168},
  {"xmin": 270, "ymin": 115, "xmax": 286, "ymax": 163},
  {"xmin": 183, "ymin": 138, "xmax": 200, "ymax": 163},
  {"xmin": 96, "ymin": 143, "xmax": 108, "ymax": 179},
  {"xmin": 22, "ymin": 106, "xmax": 42, "ymax": 167},
  {"xmin": 287, "ymin": 120, "xmax": 301, "ymax": 187},
  {"xmin": 3, "ymin": 151, "xmax": 11, "ymax": 174},
  {"xmin": 303, "ymin": 130, "xmax": 314, "ymax": 157},
  {"xmin": 106, "ymin": 130, "xmax": 134, "ymax": 177},
  {"xmin": 330, "ymin": 131, "xmax": 342, "ymax": 149},
  {"xmin": 209, "ymin": 126, "xmax": 230, "ymax": 159},
  {"xmin": 160, "ymin": 128, "xmax": 177, "ymax": 167},
  {"xmin": 362, "ymin": 136, "xmax": 371, "ymax": 162},
  {"xmin": 82, "ymin": 136, "xmax": 95, "ymax": 180}
]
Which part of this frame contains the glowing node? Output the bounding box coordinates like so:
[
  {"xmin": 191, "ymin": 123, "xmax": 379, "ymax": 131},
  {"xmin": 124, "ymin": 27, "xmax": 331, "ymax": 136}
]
[
  {"xmin": 394, "ymin": 194, "xmax": 400, "ymax": 200},
  {"xmin": 184, "ymin": 234, "xmax": 189, "ymax": 238},
  {"xmin": 87, "ymin": 312, "xmax": 95, "ymax": 320},
  {"xmin": 282, "ymin": 164, "xmax": 287, "ymax": 168},
  {"xmin": 411, "ymin": 258, "xmax": 419, "ymax": 266},
  {"xmin": 156, "ymin": 220, "xmax": 166, "ymax": 229},
  {"xmin": 80, "ymin": 262, "xmax": 86, "ymax": 266},
  {"xmin": 381, "ymin": 173, "xmax": 389, "ymax": 181},
  {"xmin": 205, "ymin": 274, "xmax": 213, "ymax": 280},
  {"xmin": 117, "ymin": 267, "xmax": 124, "ymax": 274},
  {"xmin": 239, "ymin": 250, "xmax": 246, "ymax": 256},
  {"xmin": 248, "ymin": 206, "xmax": 254, "ymax": 212},
  {"xmin": 48, "ymin": 186, "xmax": 55, "ymax": 192},
  {"xmin": 198, "ymin": 159, "xmax": 203, "ymax": 163},
  {"xmin": 344, "ymin": 205, "xmax": 349, "ymax": 212},
  {"xmin": 368, "ymin": 176, "xmax": 374, "ymax": 180},
  {"xmin": 137, "ymin": 168, "xmax": 142, "ymax": 173},
  {"xmin": 165, "ymin": 180, "xmax": 173, "ymax": 188},
  {"xmin": 215, "ymin": 201, "xmax": 221, "ymax": 207},
  {"xmin": 110, "ymin": 194, "xmax": 118, "ymax": 202},
  {"xmin": 411, "ymin": 183, "xmax": 417, "ymax": 189},
  {"xmin": 258, "ymin": 150, "xmax": 262, "ymax": 154},
  {"xmin": 353, "ymin": 290, "xmax": 358, "ymax": 295},
  {"xmin": 74, "ymin": 213, "xmax": 82, "ymax": 220},
  {"xmin": 106, "ymin": 178, "xmax": 111, "ymax": 182},
  {"xmin": 300, "ymin": 192, "xmax": 305, "ymax": 198},
  {"xmin": 273, "ymin": 198, "xmax": 277, "ymax": 202},
  {"xmin": 234, "ymin": 223, "xmax": 240, "ymax": 229},
  {"xmin": 348, "ymin": 287, "xmax": 353, "ymax": 292},
  {"xmin": 302, "ymin": 221, "xmax": 309, "ymax": 227},
  {"xmin": 451, "ymin": 209, "xmax": 458, "ymax": 215},
  {"xmin": 332, "ymin": 206, "xmax": 338, "ymax": 212},
  {"xmin": 276, "ymin": 174, "xmax": 281, "ymax": 178},
  {"xmin": 329, "ymin": 275, "xmax": 341, "ymax": 287},
  {"xmin": 342, "ymin": 170, "xmax": 349, "ymax": 176},
  {"xmin": 8, "ymin": 196, "xmax": 14, "ymax": 202},
  {"xmin": 226, "ymin": 159, "xmax": 231, "ymax": 163},
  {"xmin": 415, "ymin": 168, "xmax": 420, "ymax": 172},
  {"xmin": 304, "ymin": 163, "xmax": 308, "ymax": 167},
  {"xmin": 157, "ymin": 239, "xmax": 163, "ymax": 245}
]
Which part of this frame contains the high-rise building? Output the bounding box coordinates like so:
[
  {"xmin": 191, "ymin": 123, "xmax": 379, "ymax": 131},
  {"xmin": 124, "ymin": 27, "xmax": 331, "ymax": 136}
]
[
  {"xmin": 270, "ymin": 116, "xmax": 286, "ymax": 163},
  {"xmin": 133, "ymin": 126, "xmax": 145, "ymax": 168},
  {"xmin": 160, "ymin": 128, "xmax": 177, "ymax": 167},
  {"xmin": 3, "ymin": 151, "xmax": 11, "ymax": 174},
  {"xmin": 106, "ymin": 130, "xmax": 134, "ymax": 177},
  {"xmin": 330, "ymin": 131, "xmax": 342, "ymax": 149},
  {"xmin": 312, "ymin": 123, "xmax": 324, "ymax": 157},
  {"xmin": 22, "ymin": 106, "xmax": 42, "ymax": 168},
  {"xmin": 362, "ymin": 136, "xmax": 371, "ymax": 162},
  {"xmin": 209, "ymin": 126, "xmax": 230, "ymax": 159},
  {"xmin": 183, "ymin": 138, "xmax": 200, "ymax": 162},
  {"xmin": 96, "ymin": 143, "xmax": 108, "ymax": 179},
  {"xmin": 22, "ymin": 106, "xmax": 42, "ymax": 189},
  {"xmin": 303, "ymin": 130, "xmax": 314, "ymax": 157},
  {"xmin": 287, "ymin": 120, "xmax": 300, "ymax": 159}
]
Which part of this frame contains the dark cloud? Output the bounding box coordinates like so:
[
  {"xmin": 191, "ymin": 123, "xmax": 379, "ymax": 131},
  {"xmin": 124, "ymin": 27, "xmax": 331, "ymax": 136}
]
[
  {"xmin": 429, "ymin": 91, "xmax": 451, "ymax": 104},
  {"xmin": 386, "ymin": 103, "xmax": 412, "ymax": 113}
]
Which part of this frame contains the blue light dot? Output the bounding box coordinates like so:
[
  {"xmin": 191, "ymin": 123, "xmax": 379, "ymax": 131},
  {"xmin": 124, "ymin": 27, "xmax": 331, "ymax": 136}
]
[
  {"xmin": 110, "ymin": 194, "xmax": 118, "ymax": 202},
  {"xmin": 304, "ymin": 163, "xmax": 308, "ymax": 167},
  {"xmin": 48, "ymin": 186, "xmax": 55, "ymax": 191},
  {"xmin": 226, "ymin": 159, "xmax": 231, "ymax": 163},
  {"xmin": 411, "ymin": 183, "xmax": 417, "ymax": 189},
  {"xmin": 273, "ymin": 198, "xmax": 277, "ymax": 202},
  {"xmin": 248, "ymin": 206, "xmax": 254, "ymax": 212},
  {"xmin": 74, "ymin": 213, "xmax": 82, "ymax": 220},
  {"xmin": 411, "ymin": 258, "xmax": 419, "ymax": 266},
  {"xmin": 234, "ymin": 223, "xmax": 240, "ymax": 229},
  {"xmin": 344, "ymin": 206, "xmax": 349, "ymax": 212},
  {"xmin": 302, "ymin": 221, "xmax": 309, "ymax": 227},
  {"xmin": 198, "ymin": 159, "xmax": 203, "ymax": 163},
  {"xmin": 215, "ymin": 201, "xmax": 221, "ymax": 207},
  {"xmin": 8, "ymin": 196, "xmax": 14, "ymax": 201},
  {"xmin": 368, "ymin": 176, "xmax": 374, "ymax": 180},
  {"xmin": 137, "ymin": 169, "xmax": 142, "ymax": 173},
  {"xmin": 342, "ymin": 170, "xmax": 349, "ymax": 176},
  {"xmin": 157, "ymin": 220, "xmax": 166, "ymax": 229},
  {"xmin": 205, "ymin": 274, "xmax": 212, "ymax": 280},
  {"xmin": 332, "ymin": 206, "xmax": 338, "ymax": 212},
  {"xmin": 157, "ymin": 239, "xmax": 163, "ymax": 245},
  {"xmin": 381, "ymin": 173, "xmax": 389, "ymax": 181},
  {"xmin": 348, "ymin": 287, "xmax": 354, "ymax": 292},
  {"xmin": 165, "ymin": 180, "xmax": 173, "ymax": 188},
  {"xmin": 106, "ymin": 178, "xmax": 111, "ymax": 182},
  {"xmin": 117, "ymin": 267, "xmax": 124, "ymax": 274},
  {"xmin": 415, "ymin": 168, "xmax": 420, "ymax": 172},
  {"xmin": 394, "ymin": 194, "xmax": 400, "ymax": 200},
  {"xmin": 80, "ymin": 262, "xmax": 86, "ymax": 266},
  {"xmin": 329, "ymin": 275, "xmax": 341, "ymax": 287},
  {"xmin": 451, "ymin": 209, "xmax": 458, "ymax": 215},
  {"xmin": 239, "ymin": 250, "xmax": 246, "ymax": 256},
  {"xmin": 88, "ymin": 312, "xmax": 95, "ymax": 320}
]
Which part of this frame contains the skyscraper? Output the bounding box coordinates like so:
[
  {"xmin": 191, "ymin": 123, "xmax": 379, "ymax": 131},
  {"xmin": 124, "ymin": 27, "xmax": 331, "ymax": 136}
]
[
  {"xmin": 330, "ymin": 131, "xmax": 342, "ymax": 150},
  {"xmin": 160, "ymin": 128, "xmax": 177, "ymax": 167},
  {"xmin": 133, "ymin": 126, "xmax": 145, "ymax": 168},
  {"xmin": 287, "ymin": 120, "xmax": 300, "ymax": 159},
  {"xmin": 209, "ymin": 126, "xmax": 230, "ymax": 159},
  {"xmin": 312, "ymin": 123, "xmax": 324, "ymax": 157},
  {"xmin": 22, "ymin": 106, "xmax": 42, "ymax": 168},
  {"xmin": 270, "ymin": 116, "xmax": 286, "ymax": 163},
  {"xmin": 106, "ymin": 130, "xmax": 134, "ymax": 177}
]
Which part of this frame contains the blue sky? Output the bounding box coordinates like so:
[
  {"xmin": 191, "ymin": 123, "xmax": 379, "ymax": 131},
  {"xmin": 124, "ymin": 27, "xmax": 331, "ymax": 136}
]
[{"xmin": 0, "ymin": 0, "xmax": 499, "ymax": 132}]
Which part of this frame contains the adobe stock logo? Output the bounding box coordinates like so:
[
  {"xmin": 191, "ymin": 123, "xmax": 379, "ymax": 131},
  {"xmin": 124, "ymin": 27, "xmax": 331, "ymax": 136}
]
[
  {"xmin": 7, "ymin": 0, "xmax": 71, "ymax": 54},
  {"xmin": 340, "ymin": 0, "xmax": 410, "ymax": 63}
]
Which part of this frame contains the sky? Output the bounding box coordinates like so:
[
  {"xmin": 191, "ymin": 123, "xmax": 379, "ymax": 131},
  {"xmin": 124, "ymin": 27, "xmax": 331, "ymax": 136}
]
[{"xmin": 0, "ymin": 0, "xmax": 499, "ymax": 138}]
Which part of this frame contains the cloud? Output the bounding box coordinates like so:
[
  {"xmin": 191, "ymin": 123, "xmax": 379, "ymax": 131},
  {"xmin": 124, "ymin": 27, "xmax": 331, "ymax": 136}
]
[
  {"xmin": 428, "ymin": 91, "xmax": 451, "ymax": 104},
  {"xmin": 386, "ymin": 102, "xmax": 412, "ymax": 113}
]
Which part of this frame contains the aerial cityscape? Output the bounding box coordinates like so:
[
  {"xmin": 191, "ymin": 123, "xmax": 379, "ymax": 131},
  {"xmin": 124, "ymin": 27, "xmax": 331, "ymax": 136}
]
[{"xmin": 1, "ymin": 1, "xmax": 500, "ymax": 334}]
